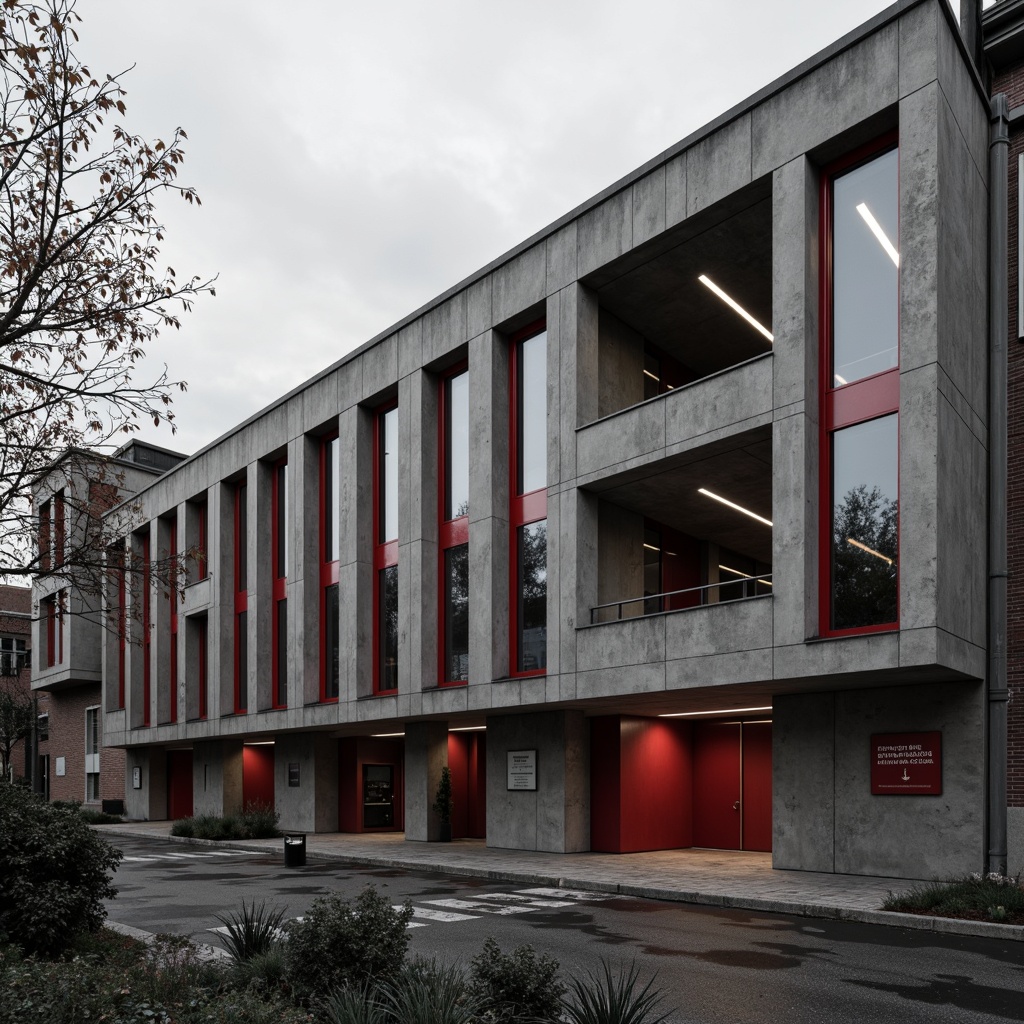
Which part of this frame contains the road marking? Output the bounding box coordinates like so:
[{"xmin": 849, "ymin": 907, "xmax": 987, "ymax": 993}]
[
  {"xmin": 476, "ymin": 893, "xmax": 577, "ymax": 908},
  {"xmin": 516, "ymin": 887, "xmax": 623, "ymax": 901},
  {"xmin": 401, "ymin": 905, "xmax": 480, "ymax": 923},
  {"xmin": 121, "ymin": 850, "xmax": 250, "ymax": 863},
  {"xmin": 422, "ymin": 898, "xmax": 536, "ymax": 916}
]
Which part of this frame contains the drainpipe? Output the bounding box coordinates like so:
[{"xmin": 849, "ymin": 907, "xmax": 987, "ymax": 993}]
[{"xmin": 988, "ymin": 93, "xmax": 1009, "ymax": 877}]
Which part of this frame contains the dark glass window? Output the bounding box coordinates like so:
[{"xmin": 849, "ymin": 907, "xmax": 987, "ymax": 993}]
[
  {"xmin": 517, "ymin": 331, "xmax": 547, "ymax": 495},
  {"xmin": 831, "ymin": 415, "xmax": 898, "ymax": 630},
  {"xmin": 444, "ymin": 544, "xmax": 469, "ymax": 682},
  {"xmin": 517, "ymin": 520, "xmax": 547, "ymax": 672},
  {"xmin": 445, "ymin": 370, "xmax": 470, "ymax": 520},
  {"xmin": 236, "ymin": 609, "xmax": 248, "ymax": 712},
  {"xmin": 276, "ymin": 599, "xmax": 288, "ymax": 707},
  {"xmin": 379, "ymin": 565, "xmax": 398, "ymax": 692},
  {"xmin": 379, "ymin": 407, "xmax": 398, "ymax": 542},
  {"xmin": 643, "ymin": 528, "xmax": 662, "ymax": 614},
  {"xmin": 324, "ymin": 583, "xmax": 340, "ymax": 700},
  {"xmin": 236, "ymin": 483, "xmax": 248, "ymax": 590},
  {"xmin": 323, "ymin": 434, "xmax": 340, "ymax": 563},
  {"xmin": 275, "ymin": 462, "xmax": 288, "ymax": 579}
]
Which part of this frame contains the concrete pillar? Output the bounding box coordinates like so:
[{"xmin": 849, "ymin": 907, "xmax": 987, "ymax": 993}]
[
  {"xmin": 404, "ymin": 721, "xmax": 448, "ymax": 841},
  {"xmin": 191, "ymin": 738, "xmax": 244, "ymax": 818},
  {"xmin": 274, "ymin": 733, "xmax": 339, "ymax": 832},
  {"xmin": 124, "ymin": 746, "xmax": 168, "ymax": 821}
]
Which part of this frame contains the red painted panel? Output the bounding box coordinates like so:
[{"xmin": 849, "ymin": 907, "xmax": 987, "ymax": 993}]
[
  {"xmin": 242, "ymin": 745, "xmax": 275, "ymax": 810},
  {"xmin": 167, "ymin": 750, "xmax": 193, "ymax": 820},
  {"xmin": 447, "ymin": 733, "xmax": 486, "ymax": 839},
  {"xmin": 692, "ymin": 723, "xmax": 741, "ymax": 850},
  {"xmin": 741, "ymin": 723, "xmax": 772, "ymax": 852},
  {"xmin": 468, "ymin": 733, "xmax": 486, "ymax": 838},
  {"xmin": 661, "ymin": 529, "xmax": 702, "ymax": 611},
  {"xmin": 338, "ymin": 737, "xmax": 404, "ymax": 833},
  {"xmin": 448, "ymin": 733, "xmax": 469, "ymax": 838},
  {"xmin": 589, "ymin": 717, "xmax": 622, "ymax": 852}
]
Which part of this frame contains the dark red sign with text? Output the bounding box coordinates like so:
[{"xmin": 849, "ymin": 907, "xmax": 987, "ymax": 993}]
[{"xmin": 871, "ymin": 732, "xmax": 942, "ymax": 795}]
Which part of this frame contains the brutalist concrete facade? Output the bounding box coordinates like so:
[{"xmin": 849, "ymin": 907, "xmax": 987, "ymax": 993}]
[{"xmin": 41, "ymin": 0, "xmax": 1008, "ymax": 878}]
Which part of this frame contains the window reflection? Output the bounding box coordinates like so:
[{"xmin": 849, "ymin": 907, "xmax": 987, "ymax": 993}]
[
  {"xmin": 517, "ymin": 332, "xmax": 547, "ymax": 495},
  {"xmin": 379, "ymin": 565, "xmax": 398, "ymax": 691},
  {"xmin": 445, "ymin": 544, "xmax": 469, "ymax": 681},
  {"xmin": 831, "ymin": 415, "xmax": 898, "ymax": 629},
  {"xmin": 379, "ymin": 407, "xmax": 398, "ymax": 542},
  {"xmin": 517, "ymin": 520, "xmax": 547, "ymax": 671},
  {"xmin": 833, "ymin": 149, "xmax": 898, "ymax": 386},
  {"xmin": 324, "ymin": 583, "xmax": 339, "ymax": 699},
  {"xmin": 446, "ymin": 372, "xmax": 469, "ymax": 520}
]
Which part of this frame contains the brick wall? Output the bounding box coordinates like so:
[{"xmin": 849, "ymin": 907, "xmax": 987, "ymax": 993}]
[
  {"xmin": 0, "ymin": 585, "xmax": 33, "ymax": 783},
  {"xmin": 995, "ymin": 62, "xmax": 1024, "ymax": 808}
]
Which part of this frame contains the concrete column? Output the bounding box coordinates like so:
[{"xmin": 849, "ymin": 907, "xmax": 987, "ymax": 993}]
[
  {"xmin": 770, "ymin": 155, "xmax": 818, "ymax": 645},
  {"xmin": 404, "ymin": 721, "xmax": 448, "ymax": 841},
  {"xmin": 192, "ymin": 738, "xmax": 243, "ymax": 817},
  {"xmin": 468, "ymin": 330, "xmax": 509, "ymax": 683},
  {"xmin": 274, "ymin": 733, "xmax": 339, "ymax": 832},
  {"xmin": 124, "ymin": 746, "xmax": 167, "ymax": 821},
  {"xmin": 486, "ymin": 710, "xmax": 589, "ymax": 853}
]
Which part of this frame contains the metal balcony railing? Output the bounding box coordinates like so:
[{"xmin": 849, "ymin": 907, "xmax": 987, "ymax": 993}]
[{"xmin": 590, "ymin": 574, "xmax": 773, "ymax": 624}]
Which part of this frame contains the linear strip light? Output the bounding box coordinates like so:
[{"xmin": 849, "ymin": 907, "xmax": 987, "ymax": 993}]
[
  {"xmin": 698, "ymin": 487, "xmax": 773, "ymax": 527},
  {"xmin": 643, "ymin": 369, "xmax": 660, "ymax": 381},
  {"xmin": 660, "ymin": 706, "xmax": 772, "ymax": 718},
  {"xmin": 846, "ymin": 537, "xmax": 893, "ymax": 565},
  {"xmin": 719, "ymin": 563, "xmax": 773, "ymax": 586},
  {"xmin": 855, "ymin": 203, "xmax": 900, "ymax": 266},
  {"xmin": 450, "ymin": 726, "xmax": 486, "ymax": 732},
  {"xmin": 371, "ymin": 732, "xmax": 405, "ymax": 738},
  {"xmin": 698, "ymin": 275, "xmax": 774, "ymax": 342}
]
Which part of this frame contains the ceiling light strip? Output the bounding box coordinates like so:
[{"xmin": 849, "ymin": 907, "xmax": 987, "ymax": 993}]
[
  {"xmin": 698, "ymin": 488, "xmax": 773, "ymax": 526},
  {"xmin": 660, "ymin": 705, "xmax": 772, "ymax": 718},
  {"xmin": 698, "ymin": 275, "xmax": 774, "ymax": 342},
  {"xmin": 855, "ymin": 203, "xmax": 900, "ymax": 266}
]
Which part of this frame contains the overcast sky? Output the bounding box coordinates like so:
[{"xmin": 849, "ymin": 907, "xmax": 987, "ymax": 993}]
[{"xmin": 79, "ymin": 0, "xmax": 974, "ymax": 458}]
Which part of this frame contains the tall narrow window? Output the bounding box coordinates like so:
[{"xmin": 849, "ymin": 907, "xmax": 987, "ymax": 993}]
[
  {"xmin": 320, "ymin": 433, "xmax": 341, "ymax": 701},
  {"xmin": 197, "ymin": 616, "xmax": 208, "ymax": 720},
  {"xmin": 57, "ymin": 590, "xmax": 64, "ymax": 665},
  {"xmin": 234, "ymin": 482, "xmax": 248, "ymax": 713},
  {"xmin": 109, "ymin": 542, "xmax": 126, "ymax": 709},
  {"xmin": 85, "ymin": 706, "xmax": 100, "ymax": 802},
  {"xmin": 196, "ymin": 499, "xmax": 208, "ymax": 581},
  {"xmin": 142, "ymin": 534, "xmax": 151, "ymax": 726},
  {"xmin": 510, "ymin": 325, "xmax": 548, "ymax": 674},
  {"xmin": 272, "ymin": 459, "xmax": 288, "ymax": 708},
  {"xmin": 374, "ymin": 405, "xmax": 399, "ymax": 693},
  {"xmin": 53, "ymin": 490, "xmax": 65, "ymax": 568},
  {"xmin": 39, "ymin": 499, "xmax": 51, "ymax": 572},
  {"xmin": 440, "ymin": 367, "xmax": 469, "ymax": 684},
  {"xmin": 168, "ymin": 520, "xmax": 178, "ymax": 724},
  {"xmin": 821, "ymin": 139, "xmax": 899, "ymax": 635},
  {"xmin": 43, "ymin": 595, "xmax": 55, "ymax": 667}
]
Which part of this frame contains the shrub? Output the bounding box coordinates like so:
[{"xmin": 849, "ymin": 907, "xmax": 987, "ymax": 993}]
[
  {"xmin": 215, "ymin": 900, "xmax": 286, "ymax": 961},
  {"xmin": 286, "ymin": 886, "xmax": 413, "ymax": 1000},
  {"xmin": 318, "ymin": 985, "xmax": 389, "ymax": 1024},
  {"xmin": 381, "ymin": 958, "xmax": 479, "ymax": 1024},
  {"xmin": 0, "ymin": 783, "xmax": 122, "ymax": 957},
  {"xmin": 51, "ymin": 799, "xmax": 124, "ymax": 825},
  {"xmin": 169, "ymin": 804, "xmax": 280, "ymax": 842},
  {"xmin": 469, "ymin": 937, "xmax": 564, "ymax": 1022},
  {"xmin": 882, "ymin": 873, "xmax": 1024, "ymax": 923},
  {"xmin": 563, "ymin": 959, "xmax": 669, "ymax": 1024},
  {"xmin": 237, "ymin": 801, "xmax": 281, "ymax": 838}
]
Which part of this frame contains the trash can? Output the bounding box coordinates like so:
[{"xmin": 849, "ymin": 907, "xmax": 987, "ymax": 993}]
[{"xmin": 283, "ymin": 832, "xmax": 306, "ymax": 867}]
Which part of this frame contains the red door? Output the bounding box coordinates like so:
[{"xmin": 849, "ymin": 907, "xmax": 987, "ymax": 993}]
[
  {"xmin": 692, "ymin": 721, "xmax": 772, "ymax": 851},
  {"xmin": 167, "ymin": 750, "xmax": 194, "ymax": 820}
]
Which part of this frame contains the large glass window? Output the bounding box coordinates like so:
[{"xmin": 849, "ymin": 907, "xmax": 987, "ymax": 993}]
[
  {"xmin": 234, "ymin": 482, "xmax": 248, "ymax": 712},
  {"xmin": 823, "ymin": 139, "xmax": 899, "ymax": 635},
  {"xmin": 511, "ymin": 326, "xmax": 548, "ymax": 674},
  {"xmin": 167, "ymin": 518, "xmax": 177, "ymax": 725},
  {"xmin": 141, "ymin": 534, "xmax": 150, "ymax": 725},
  {"xmin": 85, "ymin": 706, "xmax": 100, "ymax": 802},
  {"xmin": 374, "ymin": 406, "xmax": 399, "ymax": 693},
  {"xmin": 440, "ymin": 367, "xmax": 470, "ymax": 685},
  {"xmin": 321, "ymin": 433, "xmax": 341, "ymax": 700},
  {"xmin": 272, "ymin": 459, "xmax": 288, "ymax": 708}
]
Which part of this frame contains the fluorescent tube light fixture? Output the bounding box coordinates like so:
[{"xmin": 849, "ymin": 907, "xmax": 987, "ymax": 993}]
[
  {"xmin": 371, "ymin": 732, "xmax": 405, "ymax": 738},
  {"xmin": 449, "ymin": 725, "xmax": 486, "ymax": 732},
  {"xmin": 698, "ymin": 488, "xmax": 772, "ymax": 527},
  {"xmin": 660, "ymin": 706, "xmax": 772, "ymax": 718},
  {"xmin": 698, "ymin": 275, "xmax": 774, "ymax": 342},
  {"xmin": 855, "ymin": 203, "xmax": 899, "ymax": 266},
  {"xmin": 846, "ymin": 537, "xmax": 893, "ymax": 565}
]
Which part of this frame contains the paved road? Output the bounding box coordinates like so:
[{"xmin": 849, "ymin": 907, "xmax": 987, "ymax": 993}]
[{"xmin": 104, "ymin": 836, "xmax": 1024, "ymax": 1024}]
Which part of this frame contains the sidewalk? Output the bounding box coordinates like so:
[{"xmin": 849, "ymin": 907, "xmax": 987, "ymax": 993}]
[{"xmin": 97, "ymin": 821, "xmax": 1024, "ymax": 943}]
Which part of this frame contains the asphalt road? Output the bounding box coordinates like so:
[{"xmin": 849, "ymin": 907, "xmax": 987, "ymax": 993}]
[{"xmin": 103, "ymin": 835, "xmax": 1024, "ymax": 1024}]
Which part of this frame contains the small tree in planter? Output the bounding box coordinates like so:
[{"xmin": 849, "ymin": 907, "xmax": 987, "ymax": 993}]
[{"xmin": 433, "ymin": 765, "xmax": 454, "ymax": 842}]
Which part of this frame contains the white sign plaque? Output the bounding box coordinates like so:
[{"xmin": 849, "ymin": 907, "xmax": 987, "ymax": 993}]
[
  {"xmin": 55, "ymin": 756, "xmax": 66, "ymax": 777},
  {"xmin": 507, "ymin": 749, "xmax": 537, "ymax": 791}
]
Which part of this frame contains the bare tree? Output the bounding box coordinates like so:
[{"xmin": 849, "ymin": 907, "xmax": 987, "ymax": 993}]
[
  {"xmin": 0, "ymin": 0, "xmax": 213, "ymax": 586},
  {"xmin": 0, "ymin": 678, "xmax": 33, "ymax": 781}
]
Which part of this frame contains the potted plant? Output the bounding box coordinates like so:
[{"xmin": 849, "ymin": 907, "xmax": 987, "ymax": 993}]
[{"xmin": 433, "ymin": 765, "xmax": 453, "ymax": 842}]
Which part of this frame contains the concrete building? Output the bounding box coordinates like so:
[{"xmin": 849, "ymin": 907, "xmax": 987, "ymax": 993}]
[{"xmin": 33, "ymin": 0, "xmax": 1024, "ymax": 879}]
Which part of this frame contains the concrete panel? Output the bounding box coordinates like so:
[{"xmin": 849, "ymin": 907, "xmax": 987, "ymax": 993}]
[
  {"xmin": 665, "ymin": 646, "xmax": 773, "ymax": 690},
  {"xmin": 578, "ymin": 401, "xmax": 665, "ymax": 479},
  {"xmin": 773, "ymin": 631, "xmax": 899, "ymax": 681},
  {"xmin": 751, "ymin": 25, "xmax": 898, "ymax": 178},
  {"xmin": 301, "ymin": 372, "xmax": 342, "ymax": 433},
  {"xmin": 665, "ymin": 597, "xmax": 773, "ymax": 661},
  {"xmin": 1009, "ymin": 807, "xmax": 1024, "ymax": 878},
  {"xmin": 665, "ymin": 152, "xmax": 686, "ymax": 228},
  {"xmin": 404, "ymin": 720, "xmax": 447, "ymax": 842},
  {"xmin": 274, "ymin": 732, "xmax": 339, "ymax": 832},
  {"xmin": 898, "ymin": 0, "xmax": 938, "ymax": 100},
  {"xmin": 632, "ymin": 166, "xmax": 666, "ymax": 247},
  {"xmin": 493, "ymin": 244, "xmax": 546, "ymax": 326},
  {"xmin": 772, "ymin": 692, "xmax": 835, "ymax": 872},
  {"xmin": 936, "ymin": 7, "xmax": 987, "ymax": 181},
  {"xmin": 833, "ymin": 681, "xmax": 985, "ymax": 879},
  {"xmin": 422, "ymin": 292, "xmax": 467, "ymax": 367},
  {"xmin": 546, "ymin": 291, "xmax": 562, "ymax": 489},
  {"xmin": 576, "ymin": 616, "xmax": 666, "ymax": 672},
  {"xmin": 575, "ymin": 662, "xmax": 666, "ymax": 700},
  {"xmin": 688, "ymin": 114, "xmax": 752, "ymax": 216},
  {"xmin": 597, "ymin": 309, "xmax": 645, "ymax": 420},
  {"xmin": 361, "ymin": 332, "xmax": 399, "ymax": 403},
  {"xmin": 546, "ymin": 221, "xmax": 577, "ymax": 295},
  {"xmin": 597, "ymin": 500, "xmax": 643, "ymax": 612},
  {"xmin": 466, "ymin": 276, "xmax": 493, "ymax": 340},
  {"xmin": 578, "ymin": 190, "xmax": 631, "ymax": 278}
]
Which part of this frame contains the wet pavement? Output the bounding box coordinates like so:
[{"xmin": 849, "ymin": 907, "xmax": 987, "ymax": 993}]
[{"xmin": 95, "ymin": 820, "xmax": 1024, "ymax": 944}]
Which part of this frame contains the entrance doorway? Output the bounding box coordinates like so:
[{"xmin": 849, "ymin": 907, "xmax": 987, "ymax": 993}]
[{"xmin": 692, "ymin": 720, "xmax": 771, "ymax": 852}]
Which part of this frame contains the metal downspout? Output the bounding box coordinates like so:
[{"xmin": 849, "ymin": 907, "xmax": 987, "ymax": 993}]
[{"xmin": 988, "ymin": 93, "xmax": 1009, "ymax": 877}]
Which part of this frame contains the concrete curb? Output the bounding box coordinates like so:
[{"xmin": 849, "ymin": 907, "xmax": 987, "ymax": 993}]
[{"xmin": 97, "ymin": 826, "xmax": 1024, "ymax": 944}]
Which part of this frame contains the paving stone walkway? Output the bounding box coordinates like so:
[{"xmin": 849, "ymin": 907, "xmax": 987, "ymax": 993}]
[{"xmin": 98, "ymin": 821, "xmax": 1024, "ymax": 943}]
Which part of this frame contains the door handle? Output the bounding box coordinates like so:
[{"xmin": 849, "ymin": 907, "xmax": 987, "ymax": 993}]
[{"xmin": 733, "ymin": 800, "xmax": 740, "ymax": 811}]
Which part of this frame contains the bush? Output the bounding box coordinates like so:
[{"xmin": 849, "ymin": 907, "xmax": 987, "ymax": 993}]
[
  {"xmin": 563, "ymin": 959, "xmax": 669, "ymax": 1024},
  {"xmin": 0, "ymin": 783, "xmax": 122, "ymax": 957},
  {"xmin": 469, "ymin": 937, "xmax": 564, "ymax": 1022},
  {"xmin": 381, "ymin": 958, "xmax": 479, "ymax": 1024},
  {"xmin": 216, "ymin": 900, "xmax": 285, "ymax": 961},
  {"xmin": 170, "ymin": 803, "xmax": 280, "ymax": 841},
  {"xmin": 882, "ymin": 872, "xmax": 1024, "ymax": 923},
  {"xmin": 51, "ymin": 799, "xmax": 124, "ymax": 825},
  {"xmin": 286, "ymin": 886, "xmax": 413, "ymax": 1001}
]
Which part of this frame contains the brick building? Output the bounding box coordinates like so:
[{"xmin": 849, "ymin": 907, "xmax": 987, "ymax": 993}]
[{"xmin": 0, "ymin": 584, "xmax": 35, "ymax": 785}]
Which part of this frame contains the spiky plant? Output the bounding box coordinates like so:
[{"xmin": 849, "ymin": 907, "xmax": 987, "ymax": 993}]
[
  {"xmin": 215, "ymin": 899, "xmax": 286, "ymax": 961},
  {"xmin": 563, "ymin": 959, "xmax": 670, "ymax": 1024}
]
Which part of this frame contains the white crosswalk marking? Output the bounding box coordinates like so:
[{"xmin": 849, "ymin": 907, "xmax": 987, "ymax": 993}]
[
  {"xmin": 476, "ymin": 892, "xmax": 577, "ymax": 907},
  {"xmin": 400, "ymin": 905, "xmax": 479, "ymax": 923},
  {"xmin": 422, "ymin": 898, "xmax": 536, "ymax": 916},
  {"xmin": 121, "ymin": 856, "xmax": 160, "ymax": 862},
  {"xmin": 516, "ymin": 887, "xmax": 623, "ymax": 901},
  {"xmin": 121, "ymin": 850, "xmax": 249, "ymax": 864}
]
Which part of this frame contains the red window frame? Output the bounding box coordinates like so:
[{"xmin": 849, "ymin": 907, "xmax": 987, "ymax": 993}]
[
  {"xmin": 438, "ymin": 363, "xmax": 469, "ymax": 686},
  {"xmin": 271, "ymin": 458, "xmax": 288, "ymax": 709},
  {"xmin": 818, "ymin": 133, "xmax": 900, "ymax": 638},
  {"xmin": 373, "ymin": 403, "xmax": 399, "ymax": 695},
  {"xmin": 142, "ymin": 534, "xmax": 151, "ymax": 726},
  {"xmin": 234, "ymin": 481, "xmax": 248, "ymax": 713},
  {"xmin": 320, "ymin": 432, "xmax": 340, "ymax": 702},
  {"xmin": 39, "ymin": 499, "xmax": 51, "ymax": 572},
  {"xmin": 43, "ymin": 595, "xmax": 55, "ymax": 667},
  {"xmin": 53, "ymin": 490, "xmax": 65, "ymax": 568},
  {"xmin": 509, "ymin": 320, "xmax": 547, "ymax": 677},
  {"xmin": 168, "ymin": 519, "xmax": 178, "ymax": 724}
]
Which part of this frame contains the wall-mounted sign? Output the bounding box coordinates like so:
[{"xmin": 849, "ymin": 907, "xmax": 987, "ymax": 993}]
[
  {"xmin": 132, "ymin": 766, "xmax": 142, "ymax": 790},
  {"xmin": 288, "ymin": 763, "xmax": 300, "ymax": 787},
  {"xmin": 507, "ymin": 749, "xmax": 537, "ymax": 791},
  {"xmin": 55, "ymin": 756, "xmax": 65, "ymax": 777},
  {"xmin": 871, "ymin": 732, "xmax": 942, "ymax": 795}
]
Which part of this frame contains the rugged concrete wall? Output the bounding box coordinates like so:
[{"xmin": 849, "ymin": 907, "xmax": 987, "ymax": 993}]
[
  {"xmin": 404, "ymin": 721, "xmax": 447, "ymax": 841},
  {"xmin": 597, "ymin": 501, "xmax": 644, "ymax": 615},
  {"xmin": 274, "ymin": 733, "xmax": 339, "ymax": 832},
  {"xmin": 485, "ymin": 711, "xmax": 589, "ymax": 852},
  {"xmin": 1009, "ymin": 807, "xmax": 1024, "ymax": 876},
  {"xmin": 775, "ymin": 681, "xmax": 986, "ymax": 879},
  {"xmin": 124, "ymin": 746, "xmax": 167, "ymax": 821},
  {"xmin": 191, "ymin": 738, "xmax": 243, "ymax": 817}
]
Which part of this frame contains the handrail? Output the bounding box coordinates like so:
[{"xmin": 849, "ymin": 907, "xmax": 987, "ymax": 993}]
[{"xmin": 590, "ymin": 574, "xmax": 773, "ymax": 624}]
